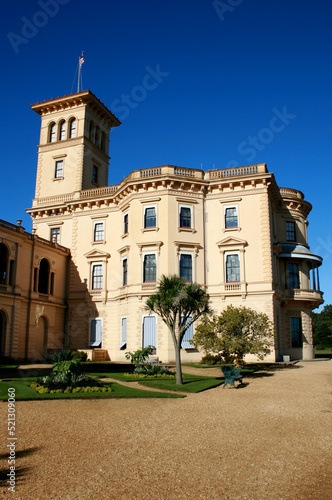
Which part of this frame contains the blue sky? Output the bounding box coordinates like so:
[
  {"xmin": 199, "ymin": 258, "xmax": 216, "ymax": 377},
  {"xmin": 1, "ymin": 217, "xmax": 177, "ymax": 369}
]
[{"xmin": 1, "ymin": 0, "xmax": 331, "ymax": 308}]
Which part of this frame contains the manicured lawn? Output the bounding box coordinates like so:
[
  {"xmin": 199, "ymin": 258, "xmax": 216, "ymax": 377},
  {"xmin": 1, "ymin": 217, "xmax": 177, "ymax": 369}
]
[
  {"xmin": 83, "ymin": 372, "xmax": 224, "ymax": 392},
  {"xmin": 182, "ymin": 363, "xmax": 265, "ymax": 373},
  {"xmin": 0, "ymin": 377, "xmax": 184, "ymax": 400},
  {"xmin": 139, "ymin": 374, "xmax": 224, "ymax": 392},
  {"xmin": 0, "ymin": 362, "xmax": 264, "ymax": 399}
]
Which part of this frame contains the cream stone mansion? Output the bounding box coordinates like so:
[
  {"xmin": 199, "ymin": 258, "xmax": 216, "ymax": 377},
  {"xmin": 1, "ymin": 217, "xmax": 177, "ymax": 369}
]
[{"xmin": 0, "ymin": 90, "xmax": 323, "ymax": 362}]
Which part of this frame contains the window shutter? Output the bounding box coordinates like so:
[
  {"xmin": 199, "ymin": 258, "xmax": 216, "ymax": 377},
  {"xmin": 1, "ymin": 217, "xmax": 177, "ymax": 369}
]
[
  {"xmin": 181, "ymin": 317, "xmax": 194, "ymax": 348},
  {"xmin": 121, "ymin": 318, "xmax": 127, "ymax": 343}
]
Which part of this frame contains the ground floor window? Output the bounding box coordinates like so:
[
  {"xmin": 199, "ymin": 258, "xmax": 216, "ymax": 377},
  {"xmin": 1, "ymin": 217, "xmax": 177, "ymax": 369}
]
[
  {"xmin": 90, "ymin": 318, "xmax": 102, "ymax": 347},
  {"xmin": 291, "ymin": 317, "xmax": 302, "ymax": 348},
  {"xmin": 181, "ymin": 317, "xmax": 194, "ymax": 348},
  {"xmin": 117, "ymin": 317, "xmax": 127, "ymax": 349},
  {"xmin": 142, "ymin": 316, "xmax": 156, "ymax": 354}
]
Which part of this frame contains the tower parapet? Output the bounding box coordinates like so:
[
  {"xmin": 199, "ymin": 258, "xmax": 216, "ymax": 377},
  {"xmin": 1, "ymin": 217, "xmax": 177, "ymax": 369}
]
[{"xmin": 31, "ymin": 90, "xmax": 120, "ymax": 205}]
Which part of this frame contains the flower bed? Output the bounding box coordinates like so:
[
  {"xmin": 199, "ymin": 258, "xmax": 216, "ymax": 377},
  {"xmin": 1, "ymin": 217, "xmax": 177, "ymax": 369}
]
[{"xmin": 30, "ymin": 382, "xmax": 112, "ymax": 394}]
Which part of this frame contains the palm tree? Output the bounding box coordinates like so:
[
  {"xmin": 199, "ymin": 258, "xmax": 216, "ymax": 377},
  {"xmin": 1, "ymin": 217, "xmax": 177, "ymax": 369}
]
[{"xmin": 146, "ymin": 275, "xmax": 211, "ymax": 385}]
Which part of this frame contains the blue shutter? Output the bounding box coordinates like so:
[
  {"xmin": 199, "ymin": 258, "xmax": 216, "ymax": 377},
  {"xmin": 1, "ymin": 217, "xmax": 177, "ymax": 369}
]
[
  {"xmin": 143, "ymin": 316, "xmax": 156, "ymax": 349},
  {"xmin": 117, "ymin": 318, "xmax": 127, "ymax": 349},
  {"xmin": 96, "ymin": 319, "xmax": 102, "ymax": 344},
  {"xmin": 181, "ymin": 317, "xmax": 194, "ymax": 348},
  {"xmin": 90, "ymin": 319, "xmax": 102, "ymax": 347},
  {"xmin": 121, "ymin": 317, "xmax": 127, "ymax": 342}
]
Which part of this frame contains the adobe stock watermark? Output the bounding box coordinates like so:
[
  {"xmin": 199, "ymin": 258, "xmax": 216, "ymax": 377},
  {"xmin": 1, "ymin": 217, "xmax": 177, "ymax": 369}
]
[
  {"xmin": 237, "ymin": 107, "xmax": 297, "ymax": 162},
  {"xmin": 7, "ymin": 388, "xmax": 16, "ymax": 493},
  {"xmin": 111, "ymin": 65, "xmax": 170, "ymax": 121},
  {"xmin": 223, "ymin": 106, "xmax": 297, "ymax": 169},
  {"xmin": 7, "ymin": 0, "xmax": 71, "ymax": 54},
  {"xmin": 213, "ymin": 0, "xmax": 244, "ymax": 22}
]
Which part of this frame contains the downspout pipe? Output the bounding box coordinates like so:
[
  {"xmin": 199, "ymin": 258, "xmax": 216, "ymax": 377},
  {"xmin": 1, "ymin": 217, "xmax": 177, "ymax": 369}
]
[{"xmin": 25, "ymin": 232, "xmax": 35, "ymax": 361}]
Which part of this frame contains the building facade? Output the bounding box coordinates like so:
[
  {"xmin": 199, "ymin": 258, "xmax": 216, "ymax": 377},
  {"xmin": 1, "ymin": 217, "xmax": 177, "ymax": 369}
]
[
  {"xmin": 0, "ymin": 89, "xmax": 323, "ymax": 362},
  {"xmin": 0, "ymin": 220, "xmax": 69, "ymax": 360}
]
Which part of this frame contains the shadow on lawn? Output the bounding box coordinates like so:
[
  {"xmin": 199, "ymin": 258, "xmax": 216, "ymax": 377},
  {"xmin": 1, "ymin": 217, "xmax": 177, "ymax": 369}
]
[{"xmin": 0, "ymin": 447, "xmax": 40, "ymax": 488}]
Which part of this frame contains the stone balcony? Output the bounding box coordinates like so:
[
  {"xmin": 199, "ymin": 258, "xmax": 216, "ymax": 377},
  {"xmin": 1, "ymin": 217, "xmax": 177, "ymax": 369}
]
[{"xmin": 281, "ymin": 288, "xmax": 324, "ymax": 305}]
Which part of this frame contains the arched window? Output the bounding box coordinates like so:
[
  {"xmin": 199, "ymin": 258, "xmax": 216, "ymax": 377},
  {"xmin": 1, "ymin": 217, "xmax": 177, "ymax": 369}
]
[
  {"xmin": 49, "ymin": 123, "xmax": 56, "ymax": 143},
  {"xmin": 100, "ymin": 132, "xmax": 105, "ymax": 152},
  {"xmin": 69, "ymin": 118, "xmax": 76, "ymax": 138},
  {"xmin": 59, "ymin": 120, "xmax": 66, "ymax": 141},
  {"xmin": 38, "ymin": 258, "xmax": 50, "ymax": 294},
  {"xmin": 0, "ymin": 244, "xmax": 9, "ymax": 285}
]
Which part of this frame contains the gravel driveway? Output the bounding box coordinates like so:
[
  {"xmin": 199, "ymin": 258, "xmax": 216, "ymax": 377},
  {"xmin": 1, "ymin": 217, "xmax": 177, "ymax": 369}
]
[{"xmin": 1, "ymin": 361, "xmax": 331, "ymax": 500}]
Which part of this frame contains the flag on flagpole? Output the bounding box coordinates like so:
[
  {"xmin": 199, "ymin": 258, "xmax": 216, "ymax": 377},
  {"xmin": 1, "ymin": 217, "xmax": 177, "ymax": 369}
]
[{"xmin": 79, "ymin": 52, "xmax": 85, "ymax": 67}]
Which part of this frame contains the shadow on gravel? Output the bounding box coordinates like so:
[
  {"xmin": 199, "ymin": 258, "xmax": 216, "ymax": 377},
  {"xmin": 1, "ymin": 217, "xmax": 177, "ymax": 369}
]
[
  {"xmin": 260, "ymin": 364, "xmax": 303, "ymax": 372},
  {"xmin": 0, "ymin": 447, "xmax": 40, "ymax": 488},
  {"xmin": 0, "ymin": 447, "xmax": 41, "ymax": 461},
  {"xmin": 235, "ymin": 382, "xmax": 250, "ymax": 389},
  {"xmin": 240, "ymin": 364, "xmax": 303, "ymax": 382},
  {"xmin": 0, "ymin": 466, "xmax": 31, "ymax": 488},
  {"xmin": 245, "ymin": 372, "xmax": 275, "ymax": 379}
]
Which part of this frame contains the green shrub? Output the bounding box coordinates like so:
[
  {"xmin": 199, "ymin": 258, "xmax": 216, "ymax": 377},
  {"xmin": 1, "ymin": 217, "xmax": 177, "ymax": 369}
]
[
  {"xmin": 73, "ymin": 350, "xmax": 88, "ymax": 362},
  {"xmin": 51, "ymin": 350, "xmax": 75, "ymax": 363},
  {"xmin": 200, "ymin": 354, "xmax": 221, "ymax": 365},
  {"xmin": 125, "ymin": 345, "xmax": 154, "ymax": 368},
  {"xmin": 134, "ymin": 364, "xmax": 172, "ymax": 376},
  {"xmin": 53, "ymin": 358, "xmax": 82, "ymax": 376}
]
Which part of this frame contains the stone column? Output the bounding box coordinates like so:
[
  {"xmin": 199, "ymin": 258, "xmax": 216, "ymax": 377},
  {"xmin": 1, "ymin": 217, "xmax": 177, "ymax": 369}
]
[{"xmin": 301, "ymin": 310, "xmax": 315, "ymax": 360}]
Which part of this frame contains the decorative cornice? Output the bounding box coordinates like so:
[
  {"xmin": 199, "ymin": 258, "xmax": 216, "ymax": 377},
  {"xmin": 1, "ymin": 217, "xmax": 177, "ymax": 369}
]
[
  {"xmin": 137, "ymin": 241, "xmax": 163, "ymax": 256},
  {"xmin": 117, "ymin": 245, "xmax": 130, "ymax": 255},
  {"xmin": 31, "ymin": 90, "xmax": 121, "ymax": 127},
  {"xmin": 84, "ymin": 249, "xmax": 110, "ymax": 259},
  {"xmin": 216, "ymin": 237, "xmax": 248, "ymax": 249}
]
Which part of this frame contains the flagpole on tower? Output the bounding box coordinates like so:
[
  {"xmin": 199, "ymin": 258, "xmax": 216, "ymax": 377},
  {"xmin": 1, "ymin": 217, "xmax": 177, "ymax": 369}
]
[{"xmin": 77, "ymin": 51, "xmax": 84, "ymax": 93}]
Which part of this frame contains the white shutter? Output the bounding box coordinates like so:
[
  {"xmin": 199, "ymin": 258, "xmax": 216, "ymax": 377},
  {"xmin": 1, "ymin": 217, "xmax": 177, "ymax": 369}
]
[{"xmin": 143, "ymin": 316, "xmax": 156, "ymax": 349}]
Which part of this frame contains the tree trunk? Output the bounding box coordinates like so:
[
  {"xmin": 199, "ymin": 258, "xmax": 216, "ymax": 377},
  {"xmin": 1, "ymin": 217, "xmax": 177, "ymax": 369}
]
[{"xmin": 175, "ymin": 343, "xmax": 183, "ymax": 385}]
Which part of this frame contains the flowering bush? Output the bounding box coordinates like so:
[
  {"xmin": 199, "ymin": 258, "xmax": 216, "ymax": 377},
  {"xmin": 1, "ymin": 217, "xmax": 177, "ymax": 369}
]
[
  {"xmin": 30, "ymin": 355, "xmax": 110, "ymax": 394},
  {"xmin": 30, "ymin": 382, "xmax": 112, "ymax": 394}
]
